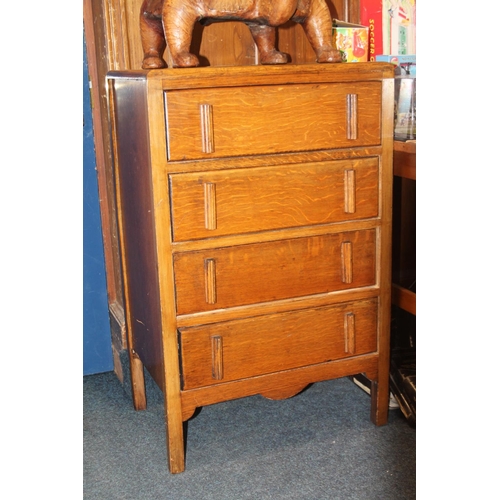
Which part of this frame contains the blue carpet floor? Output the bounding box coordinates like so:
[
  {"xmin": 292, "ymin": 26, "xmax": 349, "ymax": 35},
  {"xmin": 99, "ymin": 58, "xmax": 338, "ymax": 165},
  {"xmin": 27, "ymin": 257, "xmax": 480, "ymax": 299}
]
[{"xmin": 84, "ymin": 372, "xmax": 416, "ymax": 499}]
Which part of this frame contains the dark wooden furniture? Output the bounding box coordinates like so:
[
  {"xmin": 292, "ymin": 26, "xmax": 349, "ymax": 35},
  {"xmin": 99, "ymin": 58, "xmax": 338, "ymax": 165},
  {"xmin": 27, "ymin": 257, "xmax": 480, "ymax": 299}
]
[
  {"xmin": 107, "ymin": 62, "xmax": 394, "ymax": 472},
  {"xmin": 392, "ymin": 140, "xmax": 416, "ymax": 316},
  {"xmin": 390, "ymin": 140, "xmax": 416, "ymax": 424}
]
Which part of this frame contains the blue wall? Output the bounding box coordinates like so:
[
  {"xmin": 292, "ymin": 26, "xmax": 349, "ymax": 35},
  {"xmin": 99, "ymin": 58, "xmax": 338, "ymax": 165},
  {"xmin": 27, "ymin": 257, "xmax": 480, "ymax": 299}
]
[{"xmin": 83, "ymin": 34, "xmax": 114, "ymax": 375}]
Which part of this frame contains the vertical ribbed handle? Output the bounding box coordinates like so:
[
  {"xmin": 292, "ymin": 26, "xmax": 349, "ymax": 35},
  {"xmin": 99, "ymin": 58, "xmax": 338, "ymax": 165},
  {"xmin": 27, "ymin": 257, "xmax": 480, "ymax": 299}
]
[
  {"xmin": 204, "ymin": 182, "xmax": 217, "ymax": 230},
  {"xmin": 346, "ymin": 94, "xmax": 358, "ymax": 140},
  {"xmin": 341, "ymin": 241, "xmax": 353, "ymax": 284},
  {"xmin": 200, "ymin": 104, "xmax": 214, "ymax": 153},
  {"xmin": 344, "ymin": 169, "xmax": 356, "ymax": 213},
  {"xmin": 344, "ymin": 312, "xmax": 355, "ymax": 354},
  {"xmin": 211, "ymin": 335, "xmax": 223, "ymax": 380},
  {"xmin": 204, "ymin": 258, "xmax": 217, "ymax": 304}
]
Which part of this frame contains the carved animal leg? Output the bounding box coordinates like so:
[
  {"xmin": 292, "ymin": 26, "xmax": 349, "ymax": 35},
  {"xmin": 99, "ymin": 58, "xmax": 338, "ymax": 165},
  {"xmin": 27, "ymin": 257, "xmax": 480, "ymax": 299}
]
[
  {"xmin": 140, "ymin": 1, "xmax": 167, "ymax": 69},
  {"xmin": 294, "ymin": 0, "xmax": 342, "ymax": 63},
  {"xmin": 162, "ymin": 3, "xmax": 200, "ymax": 67},
  {"xmin": 247, "ymin": 24, "xmax": 288, "ymax": 65}
]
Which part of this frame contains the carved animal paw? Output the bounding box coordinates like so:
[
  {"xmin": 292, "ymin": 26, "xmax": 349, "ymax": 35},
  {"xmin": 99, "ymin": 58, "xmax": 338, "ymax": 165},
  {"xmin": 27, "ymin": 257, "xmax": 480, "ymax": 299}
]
[
  {"xmin": 172, "ymin": 52, "xmax": 200, "ymax": 68},
  {"xmin": 260, "ymin": 50, "xmax": 289, "ymax": 65},
  {"xmin": 142, "ymin": 55, "xmax": 167, "ymax": 69},
  {"xmin": 316, "ymin": 48, "xmax": 343, "ymax": 63}
]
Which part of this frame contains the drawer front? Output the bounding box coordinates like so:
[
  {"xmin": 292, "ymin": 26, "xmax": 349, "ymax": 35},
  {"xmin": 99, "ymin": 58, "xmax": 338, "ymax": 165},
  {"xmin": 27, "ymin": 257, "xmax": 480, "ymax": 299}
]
[
  {"xmin": 164, "ymin": 82, "xmax": 381, "ymax": 161},
  {"xmin": 170, "ymin": 158, "xmax": 379, "ymax": 241},
  {"xmin": 173, "ymin": 230, "xmax": 376, "ymax": 315},
  {"xmin": 179, "ymin": 298, "xmax": 378, "ymax": 390}
]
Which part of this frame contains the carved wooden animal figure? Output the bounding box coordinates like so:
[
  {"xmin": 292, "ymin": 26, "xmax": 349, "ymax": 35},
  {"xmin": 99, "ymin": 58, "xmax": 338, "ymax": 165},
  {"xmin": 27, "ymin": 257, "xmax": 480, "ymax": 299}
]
[{"xmin": 140, "ymin": 0, "xmax": 342, "ymax": 68}]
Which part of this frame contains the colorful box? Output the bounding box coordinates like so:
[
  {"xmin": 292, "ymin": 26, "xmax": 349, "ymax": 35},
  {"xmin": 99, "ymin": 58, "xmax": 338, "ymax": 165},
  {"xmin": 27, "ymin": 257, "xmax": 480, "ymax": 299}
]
[
  {"xmin": 360, "ymin": 0, "xmax": 416, "ymax": 59},
  {"xmin": 359, "ymin": 0, "xmax": 384, "ymax": 60},
  {"xmin": 375, "ymin": 54, "xmax": 416, "ymax": 64},
  {"xmin": 332, "ymin": 20, "xmax": 369, "ymax": 63},
  {"xmin": 376, "ymin": 54, "xmax": 416, "ymax": 75}
]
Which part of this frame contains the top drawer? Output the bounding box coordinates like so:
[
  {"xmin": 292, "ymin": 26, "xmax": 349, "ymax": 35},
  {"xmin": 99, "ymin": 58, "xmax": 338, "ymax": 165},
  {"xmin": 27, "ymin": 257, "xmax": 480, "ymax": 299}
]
[{"xmin": 164, "ymin": 82, "xmax": 382, "ymax": 161}]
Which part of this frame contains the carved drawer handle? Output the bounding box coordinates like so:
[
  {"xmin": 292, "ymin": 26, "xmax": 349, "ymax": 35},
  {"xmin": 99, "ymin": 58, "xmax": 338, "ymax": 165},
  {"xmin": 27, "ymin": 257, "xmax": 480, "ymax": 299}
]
[
  {"xmin": 204, "ymin": 258, "xmax": 217, "ymax": 304},
  {"xmin": 200, "ymin": 104, "xmax": 214, "ymax": 153},
  {"xmin": 346, "ymin": 94, "xmax": 358, "ymax": 140},
  {"xmin": 341, "ymin": 241, "xmax": 353, "ymax": 284},
  {"xmin": 344, "ymin": 169, "xmax": 356, "ymax": 213},
  {"xmin": 344, "ymin": 312, "xmax": 356, "ymax": 354},
  {"xmin": 211, "ymin": 335, "xmax": 223, "ymax": 380},
  {"xmin": 204, "ymin": 182, "xmax": 217, "ymax": 230}
]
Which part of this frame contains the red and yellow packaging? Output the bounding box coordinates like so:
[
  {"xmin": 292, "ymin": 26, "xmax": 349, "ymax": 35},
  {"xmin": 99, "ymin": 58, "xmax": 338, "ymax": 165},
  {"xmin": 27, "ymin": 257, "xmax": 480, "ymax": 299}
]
[{"xmin": 332, "ymin": 20, "xmax": 369, "ymax": 63}]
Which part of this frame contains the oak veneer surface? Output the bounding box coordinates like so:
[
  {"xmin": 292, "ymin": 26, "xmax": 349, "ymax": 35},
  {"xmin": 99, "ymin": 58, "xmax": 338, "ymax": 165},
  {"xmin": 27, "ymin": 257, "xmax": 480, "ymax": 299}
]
[
  {"xmin": 179, "ymin": 298, "xmax": 379, "ymax": 389},
  {"xmin": 107, "ymin": 62, "xmax": 394, "ymax": 473},
  {"xmin": 165, "ymin": 82, "xmax": 382, "ymax": 160},
  {"xmin": 169, "ymin": 157, "xmax": 379, "ymax": 240},
  {"xmin": 173, "ymin": 230, "xmax": 377, "ymax": 314}
]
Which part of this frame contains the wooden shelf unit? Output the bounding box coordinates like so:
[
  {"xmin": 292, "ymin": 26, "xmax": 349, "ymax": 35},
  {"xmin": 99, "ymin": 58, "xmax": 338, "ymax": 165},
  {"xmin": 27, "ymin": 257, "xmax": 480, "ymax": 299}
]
[
  {"xmin": 392, "ymin": 140, "xmax": 416, "ymax": 316},
  {"xmin": 393, "ymin": 140, "xmax": 416, "ymax": 181}
]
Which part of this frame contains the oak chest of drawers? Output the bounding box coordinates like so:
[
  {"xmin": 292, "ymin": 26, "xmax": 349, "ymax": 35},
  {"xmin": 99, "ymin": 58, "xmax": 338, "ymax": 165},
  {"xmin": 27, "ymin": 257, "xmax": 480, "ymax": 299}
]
[{"xmin": 107, "ymin": 63, "xmax": 394, "ymax": 473}]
